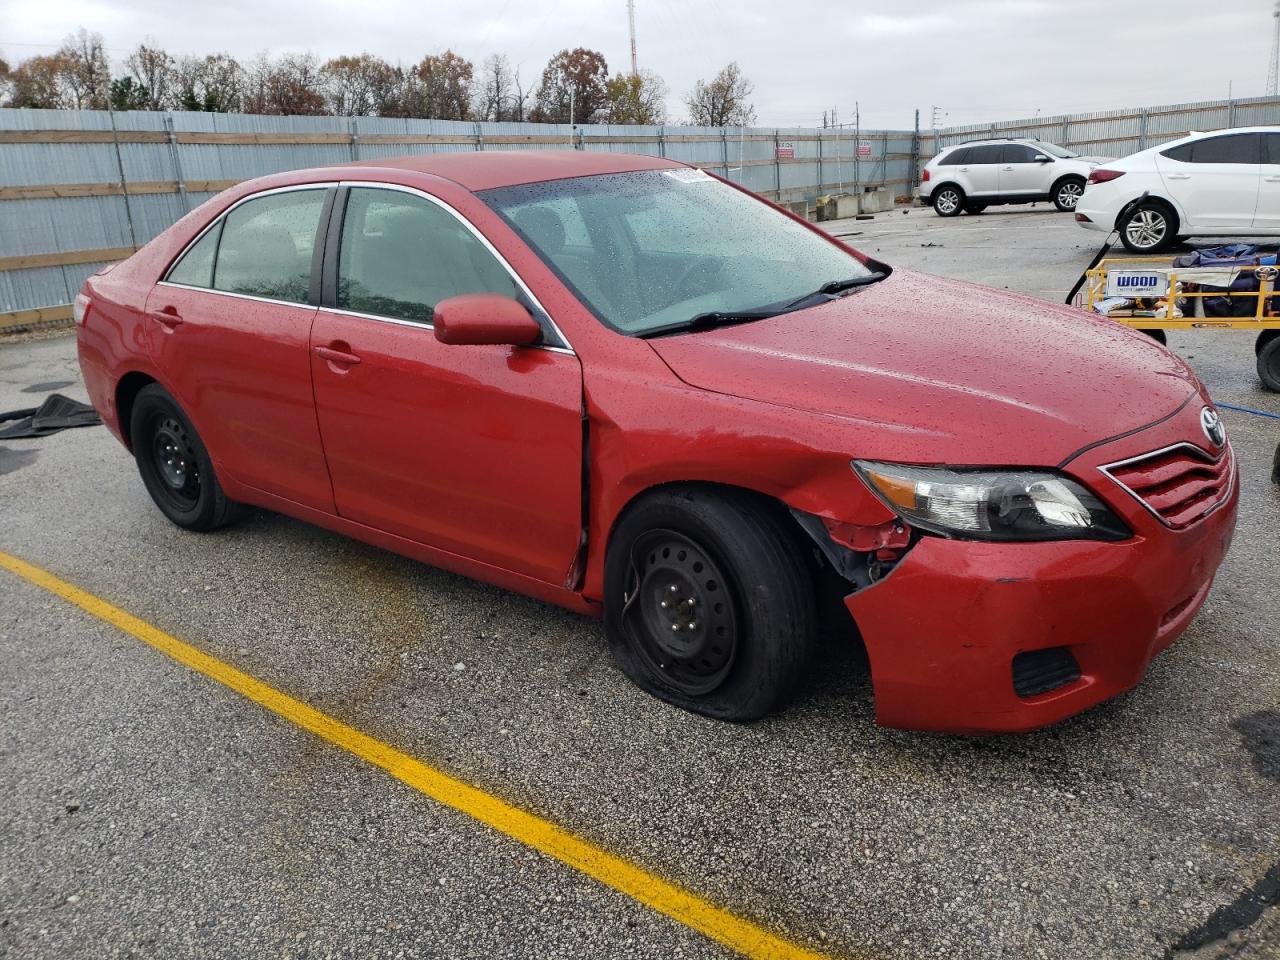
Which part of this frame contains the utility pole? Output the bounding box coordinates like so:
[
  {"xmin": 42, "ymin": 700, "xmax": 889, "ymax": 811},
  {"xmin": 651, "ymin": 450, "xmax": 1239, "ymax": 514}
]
[
  {"xmin": 628, "ymin": 0, "xmax": 638, "ymax": 76},
  {"xmin": 569, "ymin": 85, "xmax": 576, "ymax": 147},
  {"xmin": 1269, "ymin": 1, "xmax": 1280, "ymax": 97}
]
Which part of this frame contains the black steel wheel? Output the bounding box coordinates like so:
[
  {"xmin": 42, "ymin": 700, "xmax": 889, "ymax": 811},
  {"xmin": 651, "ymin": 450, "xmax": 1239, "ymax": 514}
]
[
  {"xmin": 603, "ymin": 487, "xmax": 817, "ymax": 721},
  {"xmin": 131, "ymin": 383, "xmax": 241, "ymax": 531}
]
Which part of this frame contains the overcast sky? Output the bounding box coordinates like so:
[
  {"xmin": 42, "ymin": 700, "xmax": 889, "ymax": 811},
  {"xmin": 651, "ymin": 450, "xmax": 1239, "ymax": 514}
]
[{"xmin": 1, "ymin": 0, "xmax": 1273, "ymax": 129}]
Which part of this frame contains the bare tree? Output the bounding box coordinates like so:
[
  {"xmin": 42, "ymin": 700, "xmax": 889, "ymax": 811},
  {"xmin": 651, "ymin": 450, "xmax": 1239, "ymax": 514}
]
[
  {"xmin": 7, "ymin": 54, "xmax": 71, "ymax": 108},
  {"xmin": 175, "ymin": 53, "xmax": 245, "ymax": 112},
  {"xmin": 530, "ymin": 48, "xmax": 608, "ymax": 124},
  {"xmin": 125, "ymin": 42, "xmax": 176, "ymax": 109},
  {"xmin": 475, "ymin": 53, "xmax": 522, "ymax": 122},
  {"xmin": 57, "ymin": 29, "xmax": 111, "ymax": 109},
  {"xmin": 684, "ymin": 62, "xmax": 755, "ymax": 127},
  {"xmin": 605, "ymin": 69, "xmax": 667, "ymax": 124},
  {"xmin": 321, "ymin": 53, "xmax": 398, "ymax": 116}
]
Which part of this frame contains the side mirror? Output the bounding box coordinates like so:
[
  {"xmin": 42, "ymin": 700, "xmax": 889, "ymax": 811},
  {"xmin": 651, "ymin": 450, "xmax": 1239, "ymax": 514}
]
[
  {"xmin": 433, "ymin": 293, "xmax": 542, "ymax": 347},
  {"xmin": 1033, "ymin": 154, "xmax": 1052, "ymax": 163}
]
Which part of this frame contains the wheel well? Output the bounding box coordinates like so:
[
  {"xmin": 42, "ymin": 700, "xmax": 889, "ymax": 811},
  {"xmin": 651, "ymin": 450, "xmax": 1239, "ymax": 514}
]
[
  {"xmin": 609, "ymin": 481, "xmax": 800, "ymax": 549},
  {"xmin": 1115, "ymin": 195, "xmax": 1179, "ymax": 233},
  {"xmin": 932, "ymin": 182, "xmax": 964, "ymax": 199},
  {"xmin": 115, "ymin": 372, "xmax": 157, "ymax": 450},
  {"xmin": 1052, "ymin": 173, "xmax": 1085, "ymax": 192}
]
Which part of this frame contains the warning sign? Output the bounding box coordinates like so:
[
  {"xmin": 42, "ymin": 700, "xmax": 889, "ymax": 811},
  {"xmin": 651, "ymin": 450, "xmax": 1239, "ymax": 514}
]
[{"xmin": 776, "ymin": 142, "xmax": 795, "ymax": 159}]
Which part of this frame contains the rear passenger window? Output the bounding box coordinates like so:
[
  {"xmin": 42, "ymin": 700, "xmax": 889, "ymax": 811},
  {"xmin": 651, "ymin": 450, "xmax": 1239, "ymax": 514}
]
[
  {"xmin": 212, "ymin": 189, "xmax": 326, "ymax": 304},
  {"xmin": 1164, "ymin": 134, "xmax": 1260, "ymax": 165},
  {"xmin": 166, "ymin": 221, "xmax": 222, "ymax": 288},
  {"xmin": 938, "ymin": 148, "xmax": 970, "ymax": 166},
  {"xmin": 966, "ymin": 145, "xmax": 1003, "ymax": 164},
  {"xmin": 1001, "ymin": 144, "xmax": 1039, "ymax": 163},
  {"xmin": 1265, "ymin": 134, "xmax": 1280, "ymax": 164},
  {"xmin": 337, "ymin": 187, "xmax": 517, "ymax": 325}
]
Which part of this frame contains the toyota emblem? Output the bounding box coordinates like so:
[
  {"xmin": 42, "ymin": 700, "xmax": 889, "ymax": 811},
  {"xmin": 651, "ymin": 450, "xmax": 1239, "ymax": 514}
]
[{"xmin": 1200, "ymin": 407, "xmax": 1226, "ymax": 448}]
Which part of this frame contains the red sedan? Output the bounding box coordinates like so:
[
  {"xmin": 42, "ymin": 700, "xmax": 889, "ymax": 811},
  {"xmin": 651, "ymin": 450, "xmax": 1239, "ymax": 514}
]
[{"xmin": 75, "ymin": 151, "xmax": 1238, "ymax": 733}]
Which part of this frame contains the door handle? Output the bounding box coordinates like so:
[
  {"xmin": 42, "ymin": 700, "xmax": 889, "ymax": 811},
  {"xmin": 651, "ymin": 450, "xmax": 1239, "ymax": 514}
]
[
  {"xmin": 1266, "ymin": 176, "xmax": 1280, "ymax": 182},
  {"xmin": 315, "ymin": 344, "xmax": 362, "ymax": 366},
  {"xmin": 1167, "ymin": 173, "xmax": 1191, "ymax": 180},
  {"xmin": 1001, "ymin": 166, "xmax": 1015, "ymax": 171},
  {"xmin": 148, "ymin": 306, "xmax": 183, "ymax": 328}
]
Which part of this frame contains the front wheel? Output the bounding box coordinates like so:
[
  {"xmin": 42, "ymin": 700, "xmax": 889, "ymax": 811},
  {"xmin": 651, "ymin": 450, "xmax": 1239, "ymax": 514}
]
[
  {"xmin": 1053, "ymin": 177, "xmax": 1086, "ymax": 212},
  {"xmin": 1120, "ymin": 202, "xmax": 1177, "ymax": 253},
  {"xmin": 932, "ymin": 186, "xmax": 964, "ymax": 217},
  {"xmin": 130, "ymin": 384, "xmax": 241, "ymax": 531},
  {"xmin": 603, "ymin": 488, "xmax": 816, "ymax": 721}
]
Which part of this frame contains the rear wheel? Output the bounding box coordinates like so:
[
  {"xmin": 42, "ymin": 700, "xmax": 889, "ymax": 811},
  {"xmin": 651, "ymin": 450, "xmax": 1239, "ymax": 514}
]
[
  {"xmin": 1258, "ymin": 334, "xmax": 1280, "ymax": 392},
  {"xmin": 130, "ymin": 384, "xmax": 241, "ymax": 531},
  {"xmin": 932, "ymin": 186, "xmax": 964, "ymax": 217},
  {"xmin": 1120, "ymin": 202, "xmax": 1177, "ymax": 253},
  {"xmin": 964, "ymin": 201, "xmax": 988, "ymax": 215},
  {"xmin": 603, "ymin": 487, "xmax": 816, "ymax": 721},
  {"xmin": 1053, "ymin": 176, "xmax": 1086, "ymax": 212},
  {"xmin": 1139, "ymin": 329, "xmax": 1168, "ymax": 346}
]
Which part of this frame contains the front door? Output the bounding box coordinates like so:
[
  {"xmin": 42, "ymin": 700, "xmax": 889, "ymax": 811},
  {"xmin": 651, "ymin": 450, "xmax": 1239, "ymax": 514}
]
[
  {"xmin": 146, "ymin": 186, "xmax": 335, "ymax": 512},
  {"xmin": 309, "ymin": 185, "xmax": 584, "ymax": 586},
  {"xmin": 998, "ymin": 143, "xmax": 1050, "ymax": 196}
]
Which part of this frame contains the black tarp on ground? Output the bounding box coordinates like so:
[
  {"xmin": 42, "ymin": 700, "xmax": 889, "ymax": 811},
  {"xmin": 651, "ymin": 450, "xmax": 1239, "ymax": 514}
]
[{"xmin": 0, "ymin": 394, "xmax": 101, "ymax": 439}]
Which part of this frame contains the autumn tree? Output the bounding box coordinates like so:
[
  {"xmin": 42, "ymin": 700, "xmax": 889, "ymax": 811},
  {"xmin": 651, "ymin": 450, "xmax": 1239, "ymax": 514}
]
[
  {"xmin": 7, "ymin": 54, "xmax": 70, "ymax": 108},
  {"xmin": 684, "ymin": 62, "xmax": 755, "ymax": 127},
  {"xmin": 243, "ymin": 53, "xmax": 326, "ymax": 115},
  {"xmin": 0, "ymin": 57, "xmax": 12, "ymax": 107},
  {"xmin": 530, "ymin": 48, "xmax": 608, "ymax": 124},
  {"xmin": 57, "ymin": 29, "xmax": 111, "ymax": 109},
  {"xmin": 321, "ymin": 53, "xmax": 399, "ymax": 116},
  {"xmin": 125, "ymin": 42, "xmax": 176, "ymax": 110},
  {"xmin": 605, "ymin": 69, "xmax": 667, "ymax": 124},
  {"xmin": 175, "ymin": 53, "xmax": 245, "ymax": 112},
  {"xmin": 395, "ymin": 50, "xmax": 473, "ymax": 119}
]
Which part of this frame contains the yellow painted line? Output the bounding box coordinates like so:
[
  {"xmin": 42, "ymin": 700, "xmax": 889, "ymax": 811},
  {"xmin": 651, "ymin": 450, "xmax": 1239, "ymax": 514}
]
[{"xmin": 0, "ymin": 550, "xmax": 835, "ymax": 960}]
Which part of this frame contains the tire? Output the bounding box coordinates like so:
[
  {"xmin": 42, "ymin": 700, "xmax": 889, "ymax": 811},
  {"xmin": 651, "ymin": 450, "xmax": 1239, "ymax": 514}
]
[
  {"xmin": 1120, "ymin": 201, "xmax": 1177, "ymax": 253},
  {"xmin": 130, "ymin": 383, "xmax": 241, "ymax": 531},
  {"xmin": 1053, "ymin": 176, "xmax": 1086, "ymax": 212},
  {"xmin": 1258, "ymin": 335, "xmax": 1280, "ymax": 392},
  {"xmin": 963, "ymin": 201, "xmax": 988, "ymax": 215},
  {"xmin": 932, "ymin": 185, "xmax": 964, "ymax": 217},
  {"xmin": 1139, "ymin": 329, "xmax": 1168, "ymax": 346},
  {"xmin": 603, "ymin": 487, "xmax": 817, "ymax": 721}
]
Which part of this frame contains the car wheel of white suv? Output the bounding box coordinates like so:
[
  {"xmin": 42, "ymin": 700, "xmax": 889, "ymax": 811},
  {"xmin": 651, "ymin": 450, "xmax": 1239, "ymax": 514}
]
[
  {"xmin": 1052, "ymin": 177, "xmax": 1086, "ymax": 212},
  {"xmin": 933, "ymin": 186, "xmax": 964, "ymax": 217},
  {"xmin": 1121, "ymin": 202, "xmax": 1177, "ymax": 254}
]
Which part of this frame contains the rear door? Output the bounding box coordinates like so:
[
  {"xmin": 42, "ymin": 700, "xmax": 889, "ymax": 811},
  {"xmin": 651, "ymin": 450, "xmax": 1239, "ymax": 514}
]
[
  {"xmin": 998, "ymin": 143, "xmax": 1050, "ymax": 196},
  {"xmin": 146, "ymin": 186, "xmax": 335, "ymax": 512},
  {"xmin": 1155, "ymin": 133, "xmax": 1261, "ymax": 231},
  {"xmin": 1253, "ymin": 133, "xmax": 1280, "ymax": 230},
  {"xmin": 309, "ymin": 184, "xmax": 584, "ymax": 585},
  {"xmin": 959, "ymin": 144, "xmax": 1002, "ymax": 196}
]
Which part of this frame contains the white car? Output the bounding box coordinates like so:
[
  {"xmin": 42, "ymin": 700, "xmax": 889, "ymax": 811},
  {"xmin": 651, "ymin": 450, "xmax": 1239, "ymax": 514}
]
[
  {"xmin": 919, "ymin": 139, "xmax": 1112, "ymax": 217},
  {"xmin": 1075, "ymin": 126, "xmax": 1280, "ymax": 253}
]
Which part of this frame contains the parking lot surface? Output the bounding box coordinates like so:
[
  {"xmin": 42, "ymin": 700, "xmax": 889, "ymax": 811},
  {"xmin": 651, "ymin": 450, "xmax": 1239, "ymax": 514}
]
[{"xmin": 2, "ymin": 207, "xmax": 1278, "ymax": 960}]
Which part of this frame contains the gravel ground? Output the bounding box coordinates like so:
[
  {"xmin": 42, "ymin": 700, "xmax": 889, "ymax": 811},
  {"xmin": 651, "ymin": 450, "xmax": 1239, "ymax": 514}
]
[{"xmin": 1, "ymin": 206, "xmax": 1277, "ymax": 960}]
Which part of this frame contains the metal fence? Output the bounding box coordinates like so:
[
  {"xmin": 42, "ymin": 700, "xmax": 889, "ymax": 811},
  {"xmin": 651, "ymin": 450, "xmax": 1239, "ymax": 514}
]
[
  {"xmin": 0, "ymin": 108, "xmax": 914, "ymax": 328},
  {"xmin": 3, "ymin": 93, "xmax": 1280, "ymax": 330}
]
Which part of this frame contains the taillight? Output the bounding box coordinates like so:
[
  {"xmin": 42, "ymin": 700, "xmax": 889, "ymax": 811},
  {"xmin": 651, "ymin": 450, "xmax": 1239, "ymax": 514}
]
[
  {"xmin": 73, "ymin": 292, "xmax": 91, "ymax": 325},
  {"xmin": 922, "ymin": 169, "xmax": 931, "ymax": 182},
  {"xmin": 1088, "ymin": 169, "xmax": 1125, "ymax": 184}
]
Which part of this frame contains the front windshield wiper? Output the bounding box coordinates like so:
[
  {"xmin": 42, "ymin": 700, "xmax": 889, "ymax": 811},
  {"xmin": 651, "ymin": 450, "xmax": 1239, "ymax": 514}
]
[{"xmin": 784, "ymin": 271, "xmax": 888, "ymax": 310}]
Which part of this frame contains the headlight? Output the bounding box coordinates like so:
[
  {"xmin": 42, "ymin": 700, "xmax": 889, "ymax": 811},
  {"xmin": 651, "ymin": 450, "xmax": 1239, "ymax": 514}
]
[{"xmin": 852, "ymin": 461, "xmax": 1130, "ymax": 542}]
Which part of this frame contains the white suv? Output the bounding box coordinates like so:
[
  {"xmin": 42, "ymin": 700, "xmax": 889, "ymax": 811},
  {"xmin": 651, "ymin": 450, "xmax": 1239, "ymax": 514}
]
[
  {"xmin": 920, "ymin": 139, "xmax": 1112, "ymax": 217},
  {"xmin": 1075, "ymin": 126, "xmax": 1280, "ymax": 253}
]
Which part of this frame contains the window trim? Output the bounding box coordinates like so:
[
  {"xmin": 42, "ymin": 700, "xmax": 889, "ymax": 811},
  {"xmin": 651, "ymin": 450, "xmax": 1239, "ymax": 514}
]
[
  {"xmin": 160, "ymin": 183, "xmax": 332, "ymax": 307},
  {"xmin": 325, "ymin": 180, "xmax": 572, "ymax": 353}
]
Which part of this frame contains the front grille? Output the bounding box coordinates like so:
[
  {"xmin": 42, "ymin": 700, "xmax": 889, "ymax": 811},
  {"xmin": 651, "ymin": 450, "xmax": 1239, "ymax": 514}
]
[
  {"xmin": 1100, "ymin": 442, "xmax": 1233, "ymax": 530},
  {"xmin": 1012, "ymin": 647, "xmax": 1081, "ymax": 698}
]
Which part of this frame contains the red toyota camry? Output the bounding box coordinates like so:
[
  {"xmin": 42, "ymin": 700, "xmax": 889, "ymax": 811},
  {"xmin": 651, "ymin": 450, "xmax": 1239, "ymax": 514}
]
[{"xmin": 75, "ymin": 151, "xmax": 1238, "ymax": 733}]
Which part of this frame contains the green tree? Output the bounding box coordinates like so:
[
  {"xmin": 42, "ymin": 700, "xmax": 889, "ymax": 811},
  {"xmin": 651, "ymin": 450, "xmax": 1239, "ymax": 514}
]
[
  {"xmin": 530, "ymin": 48, "xmax": 608, "ymax": 124},
  {"xmin": 109, "ymin": 75, "xmax": 152, "ymax": 111},
  {"xmin": 605, "ymin": 69, "xmax": 667, "ymax": 125}
]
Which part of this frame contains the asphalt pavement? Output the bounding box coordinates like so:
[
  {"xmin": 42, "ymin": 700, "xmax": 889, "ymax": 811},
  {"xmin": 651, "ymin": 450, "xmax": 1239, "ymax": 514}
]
[{"xmin": 1, "ymin": 205, "xmax": 1277, "ymax": 960}]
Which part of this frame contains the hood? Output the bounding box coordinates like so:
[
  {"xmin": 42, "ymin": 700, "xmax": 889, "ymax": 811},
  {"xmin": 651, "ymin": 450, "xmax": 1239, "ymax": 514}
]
[
  {"xmin": 1075, "ymin": 155, "xmax": 1114, "ymax": 166},
  {"xmin": 646, "ymin": 268, "xmax": 1198, "ymax": 466}
]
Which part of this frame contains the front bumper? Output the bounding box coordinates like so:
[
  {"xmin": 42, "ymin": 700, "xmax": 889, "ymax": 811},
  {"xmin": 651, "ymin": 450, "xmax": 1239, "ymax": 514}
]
[{"xmin": 846, "ymin": 403, "xmax": 1239, "ymax": 734}]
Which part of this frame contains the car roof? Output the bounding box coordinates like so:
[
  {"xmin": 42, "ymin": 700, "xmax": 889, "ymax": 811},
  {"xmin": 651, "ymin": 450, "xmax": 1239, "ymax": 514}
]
[{"xmin": 344, "ymin": 150, "xmax": 685, "ymax": 191}]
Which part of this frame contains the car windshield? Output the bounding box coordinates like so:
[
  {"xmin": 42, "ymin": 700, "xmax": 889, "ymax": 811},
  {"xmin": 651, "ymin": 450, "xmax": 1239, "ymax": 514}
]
[
  {"xmin": 1038, "ymin": 142, "xmax": 1078, "ymax": 158},
  {"xmin": 480, "ymin": 169, "xmax": 877, "ymax": 336}
]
